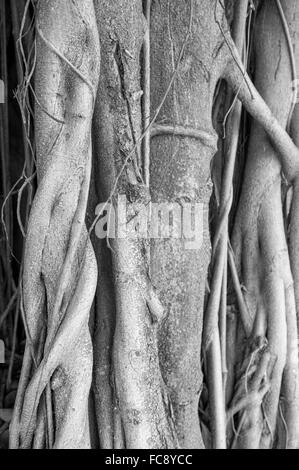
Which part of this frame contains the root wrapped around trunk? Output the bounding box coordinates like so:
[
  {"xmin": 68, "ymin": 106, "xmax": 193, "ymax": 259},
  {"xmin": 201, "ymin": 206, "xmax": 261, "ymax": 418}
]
[
  {"xmin": 230, "ymin": 0, "xmax": 299, "ymax": 449},
  {"xmin": 10, "ymin": 0, "xmax": 100, "ymax": 449},
  {"xmin": 9, "ymin": 0, "xmax": 299, "ymax": 450},
  {"xmin": 92, "ymin": 0, "xmax": 179, "ymax": 448}
]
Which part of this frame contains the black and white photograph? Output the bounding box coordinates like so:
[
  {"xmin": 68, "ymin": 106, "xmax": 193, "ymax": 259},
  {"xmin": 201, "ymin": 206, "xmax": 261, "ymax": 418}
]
[{"xmin": 0, "ymin": 0, "xmax": 299, "ymax": 454}]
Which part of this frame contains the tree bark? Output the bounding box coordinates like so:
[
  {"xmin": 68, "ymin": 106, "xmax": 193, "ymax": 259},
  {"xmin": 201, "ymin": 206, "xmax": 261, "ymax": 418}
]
[
  {"xmin": 149, "ymin": 0, "xmax": 228, "ymax": 448},
  {"xmin": 10, "ymin": 0, "xmax": 100, "ymax": 448},
  {"xmin": 231, "ymin": 0, "xmax": 299, "ymax": 449}
]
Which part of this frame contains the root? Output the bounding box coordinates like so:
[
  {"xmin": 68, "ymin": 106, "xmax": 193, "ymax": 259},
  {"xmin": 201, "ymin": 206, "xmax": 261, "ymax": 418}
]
[
  {"xmin": 92, "ymin": 0, "xmax": 179, "ymax": 448},
  {"xmin": 11, "ymin": 0, "xmax": 101, "ymax": 448},
  {"xmin": 230, "ymin": 0, "xmax": 299, "ymax": 448},
  {"xmin": 229, "ymin": 338, "xmax": 274, "ymax": 449}
]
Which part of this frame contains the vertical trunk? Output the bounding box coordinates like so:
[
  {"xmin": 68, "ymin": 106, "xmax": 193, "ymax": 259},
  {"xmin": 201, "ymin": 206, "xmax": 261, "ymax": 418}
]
[
  {"xmin": 231, "ymin": 0, "xmax": 299, "ymax": 448},
  {"xmin": 149, "ymin": 0, "xmax": 227, "ymax": 448},
  {"xmin": 93, "ymin": 0, "xmax": 178, "ymax": 448},
  {"xmin": 10, "ymin": 0, "xmax": 100, "ymax": 449}
]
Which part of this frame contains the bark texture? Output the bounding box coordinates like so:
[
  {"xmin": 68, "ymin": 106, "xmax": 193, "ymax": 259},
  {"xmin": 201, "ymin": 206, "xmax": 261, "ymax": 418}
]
[
  {"xmin": 7, "ymin": 0, "xmax": 299, "ymax": 450},
  {"xmin": 92, "ymin": 0, "xmax": 178, "ymax": 448},
  {"xmin": 149, "ymin": 0, "xmax": 228, "ymax": 448},
  {"xmin": 10, "ymin": 0, "xmax": 100, "ymax": 448},
  {"xmin": 231, "ymin": 0, "xmax": 299, "ymax": 449}
]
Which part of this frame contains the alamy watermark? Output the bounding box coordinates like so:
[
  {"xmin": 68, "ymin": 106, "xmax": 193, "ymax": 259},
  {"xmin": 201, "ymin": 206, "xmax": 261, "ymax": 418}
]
[{"xmin": 95, "ymin": 195, "xmax": 204, "ymax": 250}]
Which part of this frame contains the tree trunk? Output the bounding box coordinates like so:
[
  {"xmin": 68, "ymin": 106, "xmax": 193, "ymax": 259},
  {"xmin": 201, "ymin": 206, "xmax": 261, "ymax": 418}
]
[
  {"xmin": 10, "ymin": 0, "xmax": 101, "ymax": 448},
  {"xmin": 4, "ymin": 0, "xmax": 299, "ymax": 450},
  {"xmin": 149, "ymin": 0, "xmax": 227, "ymax": 448},
  {"xmin": 231, "ymin": 0, "xmax": 299, "ymax": 449}
]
